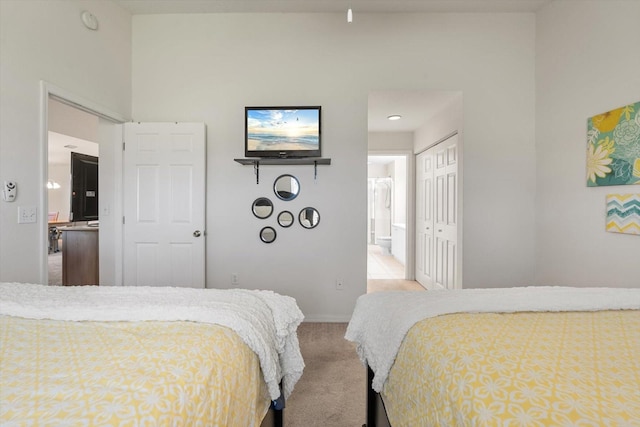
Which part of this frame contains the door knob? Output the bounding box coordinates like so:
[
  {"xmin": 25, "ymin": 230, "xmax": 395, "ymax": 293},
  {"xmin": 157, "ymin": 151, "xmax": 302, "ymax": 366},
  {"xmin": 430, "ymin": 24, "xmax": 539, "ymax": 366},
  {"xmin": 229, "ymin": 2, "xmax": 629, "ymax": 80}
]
[{"xmin": 193, "ymin": 230, "xmax": 202, "ymax": 237}]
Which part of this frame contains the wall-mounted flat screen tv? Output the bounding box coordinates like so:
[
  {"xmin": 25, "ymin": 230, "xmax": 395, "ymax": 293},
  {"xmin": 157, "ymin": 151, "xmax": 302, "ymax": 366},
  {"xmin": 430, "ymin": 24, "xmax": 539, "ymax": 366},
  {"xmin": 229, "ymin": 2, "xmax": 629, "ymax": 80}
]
[{"xmin": 245, "ymin": 106, "xmax": 321, "ymax": 158}]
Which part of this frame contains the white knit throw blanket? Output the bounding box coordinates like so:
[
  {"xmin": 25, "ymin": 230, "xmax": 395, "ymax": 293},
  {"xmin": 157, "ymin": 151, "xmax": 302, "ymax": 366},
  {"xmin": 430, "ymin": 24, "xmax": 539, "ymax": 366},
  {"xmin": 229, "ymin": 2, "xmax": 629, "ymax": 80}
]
[
  {"xmin": 0, "ymin": 282, "xmax": 305, "ymax": 400},
  {"xmin": 345, "ymin": 286, "xmax": 640, "ymax": 393}
]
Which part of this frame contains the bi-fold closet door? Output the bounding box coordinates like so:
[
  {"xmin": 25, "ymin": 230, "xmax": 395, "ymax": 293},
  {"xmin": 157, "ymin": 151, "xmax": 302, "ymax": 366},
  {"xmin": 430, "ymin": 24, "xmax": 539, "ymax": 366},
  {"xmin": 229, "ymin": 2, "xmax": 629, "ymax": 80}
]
[{"xmin": 415, "ymin": 134, "xmax": 459, "ymax": 290}]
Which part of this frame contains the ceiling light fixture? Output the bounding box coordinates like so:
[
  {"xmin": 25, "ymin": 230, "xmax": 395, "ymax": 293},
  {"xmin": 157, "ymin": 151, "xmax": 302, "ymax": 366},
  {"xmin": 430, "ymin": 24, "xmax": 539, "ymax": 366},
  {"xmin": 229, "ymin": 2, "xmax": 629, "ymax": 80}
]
[
  {"xmin": 347, "ymin": 8, "xmax": 353, "ymax": 23},
  {"xmin": 387, "ymin": 115, "xmax": 402, "ymax": 121}
]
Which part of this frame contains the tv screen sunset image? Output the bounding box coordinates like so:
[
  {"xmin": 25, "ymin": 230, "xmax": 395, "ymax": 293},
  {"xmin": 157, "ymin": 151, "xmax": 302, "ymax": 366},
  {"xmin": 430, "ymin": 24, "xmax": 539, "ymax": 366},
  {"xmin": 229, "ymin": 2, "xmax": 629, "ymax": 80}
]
[{"xmin": 247, "ymin": 108, "xmax": 320, "ymax": 152}]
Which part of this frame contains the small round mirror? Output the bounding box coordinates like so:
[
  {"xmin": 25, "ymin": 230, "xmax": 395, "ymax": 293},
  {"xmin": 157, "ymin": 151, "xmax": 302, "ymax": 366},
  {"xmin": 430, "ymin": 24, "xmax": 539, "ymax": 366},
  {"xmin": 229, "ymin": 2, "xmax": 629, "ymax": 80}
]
[
  {"xmin": 277, "ymin": 211, "xmax": 294, "ymax": 228},
  {"xmin": 260, "ymin": 226, "xmax": 277, "ymax": 243},
  {"xmin": 252, "ymin": 197, "xmax": 273, "ymax": 219},
  {"xmin": 274, "ymin": 174, "xmax": 300, "ymax": 201},
  {"xmin": 299, "ymin": 207, "xmax": 320, "ymax": 229}
]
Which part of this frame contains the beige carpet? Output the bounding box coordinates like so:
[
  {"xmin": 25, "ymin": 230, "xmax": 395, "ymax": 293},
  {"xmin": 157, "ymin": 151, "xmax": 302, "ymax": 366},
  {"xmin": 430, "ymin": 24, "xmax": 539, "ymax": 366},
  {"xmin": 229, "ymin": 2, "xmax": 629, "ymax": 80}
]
[
  {"xmin": 284, "ymin": 282, "xmax": 422, "ymax": 425},
  {"xmin": 285, "ymin": 322, "xmax": 366, "ymax": 427}
]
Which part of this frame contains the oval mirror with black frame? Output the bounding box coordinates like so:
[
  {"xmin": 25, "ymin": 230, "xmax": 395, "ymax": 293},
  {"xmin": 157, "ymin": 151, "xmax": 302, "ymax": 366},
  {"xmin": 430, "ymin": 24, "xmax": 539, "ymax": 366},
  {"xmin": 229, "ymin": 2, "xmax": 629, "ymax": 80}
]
[
  {"xmin": 252, "ymin": 197, "xmax": 273, "ymax": 219},
  {"xmin": 274, "ymin": 174, "xmax": 300, "ymax": 201},
  {"xmin": 260, "ymin": 226, "xmax": 277, "ymax": 243},
  {"xmin": 277, "ymin": 211, "xmax": 294, "ymax": 228},
  {"xmin": 299, "ymin": 207, "xmax": 320, "ymax": 229}
]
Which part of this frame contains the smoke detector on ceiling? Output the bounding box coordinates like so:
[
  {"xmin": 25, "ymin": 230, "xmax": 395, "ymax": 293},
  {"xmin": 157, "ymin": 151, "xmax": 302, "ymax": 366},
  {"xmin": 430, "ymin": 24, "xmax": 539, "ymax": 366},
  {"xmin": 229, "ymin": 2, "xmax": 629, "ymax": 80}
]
[{"xmin": 81, "ymin": 11, "xmax": 99, "ymax": 31}]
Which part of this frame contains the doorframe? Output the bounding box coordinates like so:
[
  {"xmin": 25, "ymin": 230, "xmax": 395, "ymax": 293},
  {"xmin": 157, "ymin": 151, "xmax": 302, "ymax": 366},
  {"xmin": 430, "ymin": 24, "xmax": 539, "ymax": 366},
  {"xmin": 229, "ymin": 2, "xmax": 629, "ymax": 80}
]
[
  {"xmin": 367, "ymin": 149, "xmax": 415, "ymax": 280},
  {"xmin": 39, "ymin": 81, "xmax": 127, "ymax": 285}
]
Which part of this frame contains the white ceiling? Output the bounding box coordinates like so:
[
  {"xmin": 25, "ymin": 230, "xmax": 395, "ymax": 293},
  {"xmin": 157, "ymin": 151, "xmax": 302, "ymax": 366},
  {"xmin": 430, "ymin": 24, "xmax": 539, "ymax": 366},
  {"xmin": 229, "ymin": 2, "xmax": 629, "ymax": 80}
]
[
  {"xmin": 110, "ymin": 0, "xmax": 549, "ymax": 133},
  {"xmin": 48, "ymin": 132, "xmax": 98, "ymax": 165},
  {"xmin": 114, "ymin": 0, "xmax": 553, "ymax": 14},
  {"xmin": 368, "ymin": 91, "xmax": 461, "ymax": 132}
]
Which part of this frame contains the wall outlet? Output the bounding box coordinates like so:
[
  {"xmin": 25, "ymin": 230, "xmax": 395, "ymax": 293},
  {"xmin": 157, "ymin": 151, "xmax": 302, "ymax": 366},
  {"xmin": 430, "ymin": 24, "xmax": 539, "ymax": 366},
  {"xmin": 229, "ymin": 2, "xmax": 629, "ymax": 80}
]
[
  {"xmin": 231, "ymin": 273, "xmax": 239, "ymax": 286},
  {"xmin": 336, "ymin": 278, "xmax": 344, "ymax": 291},
  {"xmin": 18, "ymin": 206, "xmax": 37, "ymax": 224}
]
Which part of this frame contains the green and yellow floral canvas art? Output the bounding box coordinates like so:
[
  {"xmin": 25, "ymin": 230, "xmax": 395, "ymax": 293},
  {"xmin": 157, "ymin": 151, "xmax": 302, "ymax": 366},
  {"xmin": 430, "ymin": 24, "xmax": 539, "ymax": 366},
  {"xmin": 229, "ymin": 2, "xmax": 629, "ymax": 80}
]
[{"xmin": 587, "ymin": 101, "xmax": 640, "ymax": 186}]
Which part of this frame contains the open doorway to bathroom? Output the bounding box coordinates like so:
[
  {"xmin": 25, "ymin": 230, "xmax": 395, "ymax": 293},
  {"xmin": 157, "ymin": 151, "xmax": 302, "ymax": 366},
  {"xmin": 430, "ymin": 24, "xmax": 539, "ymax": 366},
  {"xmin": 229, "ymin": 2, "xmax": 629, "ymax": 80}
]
[
  {"xmin": 367, "ymin": 89, "xmax": 461, "ymax": 292},
  {"xmin": 367, "ymin": 155, "xmax": 407, "ymax": 280}
]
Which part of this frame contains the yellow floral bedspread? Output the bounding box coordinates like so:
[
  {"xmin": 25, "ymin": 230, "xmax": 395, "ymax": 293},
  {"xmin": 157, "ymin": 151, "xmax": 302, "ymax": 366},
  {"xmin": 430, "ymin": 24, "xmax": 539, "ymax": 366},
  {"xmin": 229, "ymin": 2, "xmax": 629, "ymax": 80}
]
[
  {"xmin": 383, "ymin": 310, "xmax": 640, "ymax": 427},
  {"xmin": 0, "ymin": 315, "xmax": 270, "ymax": 426}
]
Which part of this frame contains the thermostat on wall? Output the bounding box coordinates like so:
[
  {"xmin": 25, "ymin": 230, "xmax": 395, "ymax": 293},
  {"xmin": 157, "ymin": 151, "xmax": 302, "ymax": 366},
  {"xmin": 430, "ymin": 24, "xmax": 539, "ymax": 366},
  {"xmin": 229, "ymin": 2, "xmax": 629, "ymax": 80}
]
[{"xmin": 2, "ymin": 181, "xmax": 16, "ymax": 202}]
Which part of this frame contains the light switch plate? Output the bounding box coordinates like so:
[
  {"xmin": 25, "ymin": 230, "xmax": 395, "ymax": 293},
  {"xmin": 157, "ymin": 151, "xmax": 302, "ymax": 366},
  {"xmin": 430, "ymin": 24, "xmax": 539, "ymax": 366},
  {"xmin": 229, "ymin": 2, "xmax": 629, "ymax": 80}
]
[{"xmin": 18, "ymin": 206, "xmax": 37, "ymax": 224}]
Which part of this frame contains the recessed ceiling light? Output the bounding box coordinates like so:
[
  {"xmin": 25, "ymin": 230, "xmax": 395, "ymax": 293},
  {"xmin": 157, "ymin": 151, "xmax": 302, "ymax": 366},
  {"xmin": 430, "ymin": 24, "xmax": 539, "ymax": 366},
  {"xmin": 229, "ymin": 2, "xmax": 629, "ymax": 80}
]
[{"xmin": 387, "ymin": 115, "xmax": 402, "ymax": 121}]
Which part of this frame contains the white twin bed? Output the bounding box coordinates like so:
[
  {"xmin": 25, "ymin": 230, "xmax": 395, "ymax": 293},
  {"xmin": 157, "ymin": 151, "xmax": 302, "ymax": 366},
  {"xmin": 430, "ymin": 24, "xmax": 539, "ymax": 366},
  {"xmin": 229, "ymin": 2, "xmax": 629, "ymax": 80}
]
[
  {"xmin": 0, "ymin": 282, "xmax": 305, "ymax": 426},
  {"xmin": 346, "ymin": 286, "xmax": 640, "ymax": 426}
]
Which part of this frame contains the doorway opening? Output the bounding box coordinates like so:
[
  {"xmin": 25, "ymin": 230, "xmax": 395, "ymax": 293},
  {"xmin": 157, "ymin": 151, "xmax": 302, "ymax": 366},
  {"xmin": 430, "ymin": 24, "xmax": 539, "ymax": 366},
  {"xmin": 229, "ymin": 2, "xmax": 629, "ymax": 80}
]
[
  {"xmin": 366, "ymin": 89, "xmax": 462, "ymax": 293},
  {"xmin": 367, "ymin": 155, "xmax": 408, "ymax": 280},
  {"xmin": 47, "ymin": 99, "xmax": 100, "ymax": 285},
  {"xmin": 40, "ymin": 82, "xmax": 125, "ymax": 286}
]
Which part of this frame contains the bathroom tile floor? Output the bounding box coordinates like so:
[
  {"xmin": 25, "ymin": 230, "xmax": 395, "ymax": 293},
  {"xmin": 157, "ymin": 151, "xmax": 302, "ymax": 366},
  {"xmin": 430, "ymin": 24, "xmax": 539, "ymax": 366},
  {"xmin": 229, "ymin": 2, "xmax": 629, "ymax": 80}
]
[{"xmin": 367, "ymin": 244, "xmax": 405, "ymax": 279}]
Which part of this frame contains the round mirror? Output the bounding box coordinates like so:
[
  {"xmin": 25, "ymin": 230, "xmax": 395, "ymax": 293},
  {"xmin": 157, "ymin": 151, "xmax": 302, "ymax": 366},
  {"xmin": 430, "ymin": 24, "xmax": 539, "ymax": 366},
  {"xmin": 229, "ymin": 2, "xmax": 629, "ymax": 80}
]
[
  {"xmin": 260, "ymin": 226, "xmax": 277, "ymax": 243},
  {"xmin": 299, "ymin": 207, "xmax": 320, "ymax": 229},
  {"xmin": 252, "ymin": 197, "xmax": 273, "ymax": 219},
  {"xmin": 277, "ymin": 211, "xmax": 294, "ymax": 228},
  {"xmin": 274, "ymin": 174, "xmax": 300, "ymax": 201}
]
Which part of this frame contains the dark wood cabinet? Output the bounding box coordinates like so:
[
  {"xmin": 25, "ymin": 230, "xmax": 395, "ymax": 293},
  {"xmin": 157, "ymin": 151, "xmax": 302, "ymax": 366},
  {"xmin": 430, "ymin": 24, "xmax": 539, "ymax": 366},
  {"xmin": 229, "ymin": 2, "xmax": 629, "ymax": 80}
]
[{"xmin": 61, "ymin": 227, "xmax": 99, "ymax": 286}]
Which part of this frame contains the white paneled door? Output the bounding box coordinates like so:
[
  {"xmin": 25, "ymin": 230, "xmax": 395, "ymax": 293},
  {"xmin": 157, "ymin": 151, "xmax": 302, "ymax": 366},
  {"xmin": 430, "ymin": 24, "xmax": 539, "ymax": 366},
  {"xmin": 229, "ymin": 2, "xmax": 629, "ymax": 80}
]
[
  {"xmin": 415, "ymin": 134, "xmax": 459, "ymax": 290},
  {"xmin": 415, "ymin": 148, "xmax": 434, "ymax": 286},
  {"xmin": 123, "ymin": 123, "xmax": 206, "ymax": 287}
]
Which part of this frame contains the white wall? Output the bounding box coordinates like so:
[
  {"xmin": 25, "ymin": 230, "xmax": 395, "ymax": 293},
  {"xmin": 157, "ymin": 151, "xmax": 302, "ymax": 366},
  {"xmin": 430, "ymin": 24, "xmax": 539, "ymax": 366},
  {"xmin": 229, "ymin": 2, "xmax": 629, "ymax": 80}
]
[
  {"xmin": 393, "ymin": 158, "xmax": 407, "ymax": 225},
  {"xmin": 1, "ymin": 1, "xmax": 632, "ymax": 316},
  {"xmin": 414, "ymin": 96, "xmax": 463, "ymax": 153},
  {"xmin": 131, "ymin": 12, "xmax": 536, "ymax": 319},
  {"xmin": 535, "ymin": 1, "xmax": 640, "ymax": 287},
  {"xmin": 0, "ymin": 0, "xmax": 131, "ymax": 283},
  {"xmin": 96, "ymin": 119, "xmax": 122, "ymax": 287},
  {"xmin": 368, "ymin": 132, "xmax": 414, "ymax": 152},
  {"xmin": 47, "ymin": 163, "xmax": 71, "ymax": 222},
  {"xmin": 414, "ymin": 92, "xmax": 537, "ymax": 288}
]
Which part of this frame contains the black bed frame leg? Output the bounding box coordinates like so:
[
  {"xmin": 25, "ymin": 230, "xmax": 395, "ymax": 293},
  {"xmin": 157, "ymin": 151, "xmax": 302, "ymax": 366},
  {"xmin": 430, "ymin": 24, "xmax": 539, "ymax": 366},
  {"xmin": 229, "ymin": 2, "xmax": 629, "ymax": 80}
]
[
  {"xmin": 274, "ymin": 407, "xmax": 283, "ymax": 427},
  {"xmin": 272, "ymin": 382, "xmax": 285, "ymax": 427},
  {"xmin": 365, "ymin": 366, "xmax": 377, "ymax": 427}
]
